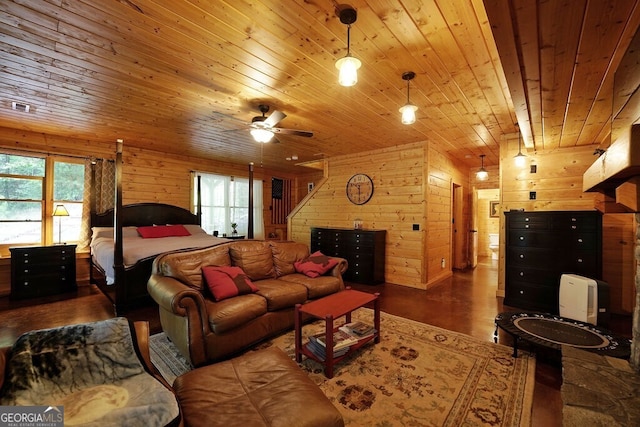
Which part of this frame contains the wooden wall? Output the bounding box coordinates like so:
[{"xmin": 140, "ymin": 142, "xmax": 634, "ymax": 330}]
[
  {"xmin": 290, "ymin": 141, "xmax": 471, "ymax": 289},
  {"xmin": 0, "ymin": 127, "xmax": 301, "ymax": 294}
]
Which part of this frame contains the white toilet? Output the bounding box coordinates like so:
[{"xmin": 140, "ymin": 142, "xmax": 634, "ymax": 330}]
[{"xmin": 488, "ymin": 233, "xmax": 499, "ymax": 260}]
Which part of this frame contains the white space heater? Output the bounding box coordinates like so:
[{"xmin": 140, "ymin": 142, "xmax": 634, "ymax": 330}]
[{"xmin": 559, "ymin": 274, "xmax": 609, "ymax": 327}]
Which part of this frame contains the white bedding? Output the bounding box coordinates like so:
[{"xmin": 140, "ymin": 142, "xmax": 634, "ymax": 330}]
[{"xmin": 90, "ymin": 224, "xmax": 230, "ymax": 284}]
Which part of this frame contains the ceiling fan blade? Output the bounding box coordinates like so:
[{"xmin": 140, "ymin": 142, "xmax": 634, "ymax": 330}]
[
  {"xmin": 264, "ymin": 110, "xmax": 286, "ymax": 127},
  {"xmin": 272, "ymin": 128, "xmax": 314, "ymax": 137}
]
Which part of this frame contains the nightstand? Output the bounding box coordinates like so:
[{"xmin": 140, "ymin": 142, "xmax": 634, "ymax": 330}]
[{"xmin": 10, "ymin": 245, "xmax": 77, "ymax": 299}]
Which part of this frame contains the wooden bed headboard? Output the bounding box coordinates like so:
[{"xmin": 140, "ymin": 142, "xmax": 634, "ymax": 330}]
[{"xmin": 92, "ymin": 203, "xmax": 200, "ymax": 228}]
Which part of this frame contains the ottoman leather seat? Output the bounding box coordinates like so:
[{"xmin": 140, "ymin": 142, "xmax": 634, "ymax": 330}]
[{"xmin": 173, "ymin": 347, "xmax": 344, "ymax": 427}]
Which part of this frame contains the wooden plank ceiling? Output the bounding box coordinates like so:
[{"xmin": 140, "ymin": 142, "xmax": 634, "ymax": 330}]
[{"xmin": 0, "ymin": 0, "xmax": 639, "ymax": 173}]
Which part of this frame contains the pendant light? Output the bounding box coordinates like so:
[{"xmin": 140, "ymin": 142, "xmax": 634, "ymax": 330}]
[
  {"xmin": 476, "ymin": 154, "xmax": 488, "ymax": 181},
  {"xmin": 335, "ymin": 6, "xmax": 361, "ymax": 87},
  {"xmin": 399, "ymin": 71, "xmax": 418, "ymax": 125},
  {"xmin": 514, "ymin": 125, "xmax": 527, "ymax": 167}
]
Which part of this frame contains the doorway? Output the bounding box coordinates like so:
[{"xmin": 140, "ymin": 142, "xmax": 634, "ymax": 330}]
[{"xmin": 476, "ymin": 188, "xmax": 500, "ymax": 265}]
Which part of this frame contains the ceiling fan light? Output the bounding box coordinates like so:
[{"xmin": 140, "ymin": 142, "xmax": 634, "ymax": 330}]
[
  {"xmin": 336, "ymin": 55, "xmax": 361, "ymax": 87},
  {"xmin": 399, "ymin": 104, "xmax": 418, "ymax": 125},
  {"xmin": 250, "ymin": 128, "xmax": 274, "ymax": 143}
]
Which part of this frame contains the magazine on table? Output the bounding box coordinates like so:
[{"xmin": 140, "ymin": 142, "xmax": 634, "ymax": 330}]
[
  {"xmin": 305, "ymin": 339, "xmax": 349, "ymax": 361},
  {"xmin": 339, "ymin": 321, "xmax": 377, "ymax": 338},
  {"xmin": 310, "ymin": 330, "xmax": 359, "ymax": 350}
]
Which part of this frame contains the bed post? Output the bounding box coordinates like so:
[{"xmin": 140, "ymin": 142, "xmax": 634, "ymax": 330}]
[
  {"xmin": 248, "ymin": 162, "xmax": 254, "ymax": 239},
  {"xmin": 196, "ymin": 174, "xmax": 202, "ymax": 225},
  {"xmin": 113, "ymin": 139, "xmax": 125, "ymax": 314}
]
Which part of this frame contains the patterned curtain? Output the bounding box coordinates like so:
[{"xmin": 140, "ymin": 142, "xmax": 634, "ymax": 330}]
[{"xmin": 78, "ymin": 159, "xmax": 115, "ymax": 250}]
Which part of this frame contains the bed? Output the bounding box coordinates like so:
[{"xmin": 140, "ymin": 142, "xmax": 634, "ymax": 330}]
[
  {"xmin": 89, "ymin": 203, "xmax": 229, "ymax": 313},
  {"xmin": 89, "ymin": 142, "xmax": 231, "ymax": 314}
]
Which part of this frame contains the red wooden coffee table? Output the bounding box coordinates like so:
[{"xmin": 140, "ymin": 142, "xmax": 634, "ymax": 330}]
[{"xmin": 294, "ymin": 288, "xmax": 380, "ymax": 378}]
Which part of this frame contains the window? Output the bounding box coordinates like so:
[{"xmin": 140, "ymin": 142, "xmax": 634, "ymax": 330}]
[
  {"xmin": 0, "ymin": 153, "xmax": 85, "ymax": 253},
  {"xmin": 195, "ymin": 173, "xmax": 264, "ymax": 239}
]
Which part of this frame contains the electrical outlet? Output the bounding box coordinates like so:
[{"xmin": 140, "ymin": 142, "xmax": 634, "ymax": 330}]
[
  {"xmin": 529, "ymin": 191, "xmax": 536, "ymax": 200},
  {"xmin": 413, "ymin": 224, "xmax": 419, "ymax": 231}
]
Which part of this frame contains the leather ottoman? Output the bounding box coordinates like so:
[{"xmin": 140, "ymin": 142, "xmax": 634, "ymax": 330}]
[{"xmin": 173, "ymin": 346, "xmax": 344, "ymax": 427}]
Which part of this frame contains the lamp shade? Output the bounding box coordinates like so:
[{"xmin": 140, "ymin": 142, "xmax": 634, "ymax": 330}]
[
  {"xmin": 336, "ymin": 55, "xmax": 361, "ymax": 87},
  {"xmin": 399, "ymin": 104, "xmax": 418, "ymax": 125},
  {"xmin": 514, "ymin": 152, "xmax": 527, "ymax": 167},
  {"xmin": 52, "ymin": 204, "xmax": 69, "ymax": 216},
  {"xmin": 250, "ymin": 128, "xmax": 274, "ymax": 143}
]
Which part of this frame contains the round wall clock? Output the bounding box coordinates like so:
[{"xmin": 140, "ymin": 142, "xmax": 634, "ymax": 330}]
[{"xmin": 346, "ymin": 173, "xmax": 374, "ymax": 205}]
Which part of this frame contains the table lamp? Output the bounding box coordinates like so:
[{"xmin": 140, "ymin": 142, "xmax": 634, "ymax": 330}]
[{"xmin": 52, "ymin": 204, "xmax": 69, "ymax": 244}]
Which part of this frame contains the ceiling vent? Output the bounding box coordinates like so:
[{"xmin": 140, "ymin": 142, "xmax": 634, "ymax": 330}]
[{"xmin": 11, "ymin": 102, "xmax": 30, "ymax": 113}]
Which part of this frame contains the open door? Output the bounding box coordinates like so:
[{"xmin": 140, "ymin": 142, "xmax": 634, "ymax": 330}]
[{"xmin": 469, "ymin": 187, "xmax": 478, "ymax": 268}]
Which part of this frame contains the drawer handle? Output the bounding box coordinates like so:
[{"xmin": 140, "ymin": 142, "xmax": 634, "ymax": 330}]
[
  {"xmin": 577, "ymin": 238, "xmax": 583, "ymax": 243},
  {"xmin": 519, "ymin": 272, "xmax": 524, "ymax": 276},
  {"xmin": 61, "ymin": 266, "xmax": 66, "ymax": 270},
  {"xmin": 571, "ymin": 217, "xmax": 577, "ymax": 222},
  {"xmin": 525, "ymin": 218, "xmax": 530, "ymax": 222},
  {"xmin": 519, "ymin": 290, "xmax": 524, "ymax": 294},
  {"xmin": 577, "ymin": 258, "xmax": 583, "ymax": 263},
  {"xmin": 519, "ymin": 254, "xmax": 525, "ymax": 259},
  {"xmin": 571, "ymin": 225, "xmax": 577, "ymax": 229},
  {"xmin": 519, "ymin": 236, "xmax": 524, "ymax": 241},
  {"xmin": 525, "ymin": 224, "xmax": 529, "ymax": 229},
  {"xmin": 22, "ymin": 281, "xmax": 29, "ymax": 286}
]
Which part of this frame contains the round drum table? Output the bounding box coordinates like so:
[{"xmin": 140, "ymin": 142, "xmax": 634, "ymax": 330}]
[{"xmin": 494, "ymin": 311, "xmax": 631, "ymax": 359}]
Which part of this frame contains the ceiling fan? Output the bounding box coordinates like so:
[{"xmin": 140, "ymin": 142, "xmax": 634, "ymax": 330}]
[{"xmin": 247, "ymin": 104, "xmax": 313, "ymax": 143}]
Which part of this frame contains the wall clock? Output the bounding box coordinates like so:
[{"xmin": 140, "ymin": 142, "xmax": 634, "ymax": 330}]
[{"xmin": 346, "ymin": 173, "xmax": 374, "ymax": 205}]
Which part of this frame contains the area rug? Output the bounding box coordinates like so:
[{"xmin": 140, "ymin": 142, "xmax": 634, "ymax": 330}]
[{"xmin": 150, "ymin": 311, "xmax": 536, "ymax": 426}]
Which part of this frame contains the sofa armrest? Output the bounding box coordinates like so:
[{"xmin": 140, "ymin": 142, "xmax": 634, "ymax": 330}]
[
  {"xmin": 148, "ymin": 275, "xmax": 207, "ymax": 315},
  {"xmin": 148, "ymin": 274, "xmax": 214, "ymax": 366},
  {"xmin": 328, "ymin": 257, "xmax": 348, "ymax": 277}
]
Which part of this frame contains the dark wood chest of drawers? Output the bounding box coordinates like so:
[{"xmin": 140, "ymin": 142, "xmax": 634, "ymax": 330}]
[
  {"xmin": 10, "ymin": 245, "xmax": 77, "ymax": 299},
  {"xmin": 310, "ymin": 228, "xmax": 386, "ymax": 285},
  {"xmin": 504, "ymin": 211, "xmax": 602, "ymax": 313}
]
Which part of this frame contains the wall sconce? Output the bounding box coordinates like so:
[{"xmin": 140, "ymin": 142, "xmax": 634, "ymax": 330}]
[
  {"xmin": 399, "ymin": 71, "xmax": 418, "ymax": 125},
  {"xmin": 52, "ymin": 204, "xmax": 69, "ymax": 245},
  {"xmin": 335, "ymin": 5, "xmax": 361, "ymax": 87},
  {"xmin": 476, "ymin": 154, "xmax": 488, "ymax": 181},
  {"xmin": 514, "ymin": 125, "xmax": 526, "ymax": 167}
]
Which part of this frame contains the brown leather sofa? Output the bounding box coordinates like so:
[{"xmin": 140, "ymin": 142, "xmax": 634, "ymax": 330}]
[{"xmin": 147, "ymin": 240, "xmax": 347, "ymax": 367}]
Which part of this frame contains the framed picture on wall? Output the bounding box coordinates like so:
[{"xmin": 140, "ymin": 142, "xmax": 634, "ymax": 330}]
[{"xmin": 490, "ymin": 201, "xmax": 499, "ymax": 217}]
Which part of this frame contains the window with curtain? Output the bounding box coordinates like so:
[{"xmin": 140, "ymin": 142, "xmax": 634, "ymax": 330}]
[
  {"xmin": 0, "ymin": 152, "xmax": 84, "ymax": 253},
  {"xmin": 194, "ymin": 173, "xmax": 264, "ymax": 239}
]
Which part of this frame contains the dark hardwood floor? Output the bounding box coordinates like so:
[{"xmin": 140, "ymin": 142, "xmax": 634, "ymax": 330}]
[{"xmin": 0, "ymin": 257, "xmax": 632, "ymax": 426}]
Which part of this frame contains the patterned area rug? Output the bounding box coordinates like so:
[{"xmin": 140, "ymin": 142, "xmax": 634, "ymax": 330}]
[{"xmin": 150, "ymin": 310, "xmax": 536, "ymax": 426}]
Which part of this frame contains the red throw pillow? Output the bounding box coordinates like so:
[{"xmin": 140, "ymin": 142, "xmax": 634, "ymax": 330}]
[
  {"xmin": 294, "ymin": 251, "xmax": 339, "ymax": 278},
  {"xmin": 202, "ymin": 266, "xmax": 259, "ymax": 301},
  {"xmin": 137, "ymin": 224, "xmax": 191, "ymax": 238}
]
